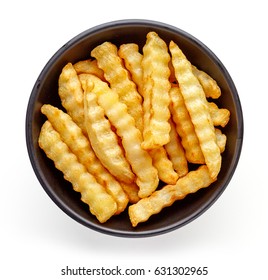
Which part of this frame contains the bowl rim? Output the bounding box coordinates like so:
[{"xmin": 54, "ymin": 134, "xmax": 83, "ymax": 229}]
[{"xmin": 25, "ymin": 19, "xmax": 244, "ymax": 238}]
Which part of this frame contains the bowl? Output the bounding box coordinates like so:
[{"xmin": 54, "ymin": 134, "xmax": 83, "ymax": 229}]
[{"xmin": 25, "ymin": 19, "xmax": 243, "ymax": 237}]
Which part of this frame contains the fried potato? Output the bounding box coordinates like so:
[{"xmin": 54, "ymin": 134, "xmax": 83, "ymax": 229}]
[
  {"xmin": 170, "ymin": 85, "xmax": 205, "ymax": 164},
  {"xmin": 91, "ymin": 42, "xmax": 143, "ymax": 132},
  {"xmin": 149, "ymin": 147, "xmax": 179, "ymax": 185},
  {"xmin": 164, "ymin": 119, "xmax": 188, "ymax": 178},
  {"xmin": 120, "ymin": 182, "xmax": 140, "ymax": 204},
  {"xmin": 118, "ymin": 43, "xmax": 144, "ymax": 97},
  {"xmin": 215, "ymin": 128, "xmax": 227, "ymax": 153},
  {"xmin": 38, "ymin": 121, "xmax": 117, "ymax": 223},
  {"xmin": 129, "ymin": 165, "xmax": 215, "ymax": 227},
  {"xmin": 74, "ymin": 59, "xmax": 105, "ymax": 81},
  {"xmin": 141, "ymin": 31, "xmax": 171, "ymax": 150},
  {"xmin": 208, "ymin": 102, "xmax": 230, "ymax": 127},
  {"xmin": 170, "ymin": 41, "xmax": 221, "ymax": 180},
  {"xmin": 83, "ymin": 79, "xmax": 135, "ymax": 184},
  {"xmin": 41, "ymin": 104, "xmax": 129, "ymax": 214},
  {"xmin": 192, "ymin": 65, "xmax": 221, "ymax": 99},
  {"xmin": 81, "ymin": 74, "xmax": 159, "ymax": 198},
  {"xmin": 58, "ymin": 62, "xmax": 86, "ymax": 134}
]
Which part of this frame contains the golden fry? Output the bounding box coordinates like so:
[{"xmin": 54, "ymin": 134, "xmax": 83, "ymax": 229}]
[
  {"xmin": 120, "ymin": 182, "xmax": 140, "ymax": 204},
  {"xmin": 208, "ymin": 102, "xmax": 230, "ymax": 127},
  {"xmin": 41, "ymin": 104, "xmax": 129, "ymax": 214},
  {"xmin": 215, "ymin": 128, "xmax": 227, "ymax": 153},
  {"xmin": 164, "ymin": 119, "xmax": 188, "ymax": 178},
  {"xmin": 170, "ymin": 85, "xmax": 205, "ymax": 164},
  {"xmin": 83, "ymin": 79, "xmax": 135, "ymax": 184},
  {"xmin": 170, "ymin": 41, "xmax": 221, "ymax": 180},
  {"xmin": 38, "ymin": 121, "xmax": 117, "ymax": 223},
  {"xmin": 74, "ymin": 59, "xmax": 105, "ymax": 81},
  {"xmin": 118, "ymin": 43, "xmax": 144, "ymax": 97},
  {"xmin": 192, "ymin": 65, "xmax": 221, "ymax": 99},
  {"xmin": 141, "ymin": 31, "xmax": 171, "ymax": 149},
  {"xmin": 58, "ymin": 62, "xmax": 86, "ymax": 134},
  {"xmin": 91, "ymin": 42, "xmax": 143, "ymax": 132},
  {"xmin": 82, "ymin": 74, "xmax": 159, "ymax": 198},
  {"xmin": 149, "ymin": 147, "xmax": 179, "ymax": 185},
  {"xmin": 129, "ymin": 165, "xmax": 215, "ymax": 227}
]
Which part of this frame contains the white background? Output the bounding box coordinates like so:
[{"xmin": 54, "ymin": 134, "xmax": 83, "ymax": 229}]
[{"xmin": 1, "ymin": 0, "xmax": 267, "ymax": 279}]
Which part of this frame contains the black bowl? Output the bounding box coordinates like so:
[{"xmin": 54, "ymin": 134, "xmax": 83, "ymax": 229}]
[{"xmin": 25, "ymin": 19, "xmax": 243, "ymax": 237}]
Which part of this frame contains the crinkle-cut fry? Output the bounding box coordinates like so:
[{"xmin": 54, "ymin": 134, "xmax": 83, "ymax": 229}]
[
  {"xmin": 83, "ymin": 80, "xmax": 135, "ymax": 184},
  {"xmin": 170, "ymin": 41, "xmax": 221, "ymax": 180},
  {"xmin": 129, "ymin": 165, "xmax": 215, "ymax": 227},
  {"xmin": 192, "ymin": 65, "xmax": 221, "ymax": 99},
  {"xmin": 41, "ymin": 104, "xmax": 129, "ymax": 214},
  {"xmin": 141, "ymin": 31, "xmax": 171, "ymax": 149},
  {"xmin": 208, "ymin": 102, "xmax": 230, "ymax": 127},
  {"xmin": 149, "ymin": 147, "xmax": 179, "ymax": 185},
  {"xmin": 91, "ymin": 42, "xmax": 143, "ymax": 132},
  {"xmin": 58, "ymin": 62, "xmax": 86, "ymax": 134},
  {"xmin": 73, "ymin": 59, "xmax": 105, "ymax": 81},
  {"xmin": 170, "ymin": 85, "xmax": 205, "ymax": 164},
  {"xmin": 120, "ymin": 182, "xmax": 140, "ymax": 204},
  {"xmin": 118, "ymin": 43, "xmax": 144, "ymax": 97},
  {"xmin": 82, "ymin": 74, "xmax": 159, "ymax": 198},
  {"xmin": 164, "ymin": 119, "xmax": 188, "ymax": 178},
  {"xmin": 215, "ymin": 128, "xmax": 227, "ymax": 153},
  {"xmin": 38, "ymin": 121, "xmax": 117, "ymax": 223}
]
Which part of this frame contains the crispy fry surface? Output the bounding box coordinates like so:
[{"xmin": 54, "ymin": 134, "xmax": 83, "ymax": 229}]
[
  {"xmin": 170, "ymin": 41, "xmax": 221, "ymax": 180},
  {"xmin": 129, "ymin": 165, "xmax": 215, "ymax": 227},
  {"xmin": 149, "ymin": 147, "xmax": 179, "ymax": 185},
  {"xmin": 118, "ymin": 43, "xmax": 144, "ymax": 97},
  {"xmin": 192, "ymin": 65, "xmax": 221, "ymax": 99},
  {"xmin": 170, "ymin": 85, "xmax": 205, "ymax": 164},
  {"xmin": 164, "ymin": 119, "xmax": 188, "ymax": 178},
  {"xmin": 38, "ymin": 121, "xmax": 117, "ymax": 223},
  {"xmin": 83, "ymin": 79, "xmax": 135, "ymax": 184},
  {"xmin": 82, "ymin": 74, "xmax": 159, "ymax": 198},
  {"xmin": 74, "ymin": 59, "xmax": 105, "ymax": 80},
  {"xmin": 208, "ymin": 102, "xmax": 230, "ymax": 127},
  {"xmin": 41, "ymin": 104, "xmax": 129, "ymax": 214},
  {"xmin": 141, "ymin": 31, "xmax": 171, "ymax": 149},
  {"xmin": 58, "ymin": 63, "xmax": 86, "ymax": 134},
  {"xmin": 91, "ymin": 42, "xmax": 143, "ymax": 132}
]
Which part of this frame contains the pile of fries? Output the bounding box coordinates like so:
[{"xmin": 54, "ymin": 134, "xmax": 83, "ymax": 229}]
[{"xmin": 38, "ymin": 31, "xmax": 230, "ymax": 227}]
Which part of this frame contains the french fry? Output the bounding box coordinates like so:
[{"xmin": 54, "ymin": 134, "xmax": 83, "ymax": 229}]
[
  {"xmin": 81, "ymin": 74, "xmax": 159, "ymax": 198},
  {"xmin": 215, "ymin": 128, "xmax": 227, "ymax": 153},
  {"xmin": 83, "ymin": 80, "xmax": 135, "ymax": 184},
  {"xmin": 170, "ymin": 41, "xmax": 221, "ymax": 180},
  {"xmin": 208, "ymin": 102, "xmax": 230, "ymax": 127},
  {"xmin": 38, "ymin": 121, "xmax": 117, "ymax": 223},
  {"xmin": 74, "ymin": 59, "xmax": 105, "ymax": 81},
  {"xmin": 192, "ymin": 65, "xmax": 221, "ymax": 99},
  {"xmin": 120, "ymin": 182, "xmax": 140, "ymax": 204},
  {"xmin": 128, "ymin": 165, "xmax": 215, "ymax": 227},
  {"xmin": 91, "ymin": 42, "xmax": 143, "ymax": 132},
  {"xmin": 149, "ymin": 147, "xmax": 179, "ymax": 185},
  {"xmin": 118, "ymin": 43, "xmax": 144, "ymax": 97},
  {"xmin": 170, "ymin": 85, "xmax": 205, "ymax": 164},
  {"xmin": 41, "ymin": 104, "xmax": 129, "ymax": 214},
  {"xmin": 164, "ymin": 119, "xmax": 188, "ymax": 178},
  {"xmin": 58, "ymin": 63, "xmax": 86, "ymax": 134},
  {"xmin": 141, "ymin": 31, "xmax": 171, "ymax": 149}
]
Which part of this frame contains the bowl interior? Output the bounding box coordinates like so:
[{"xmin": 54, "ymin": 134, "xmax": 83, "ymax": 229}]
[{"xmin": 26, "ymin": 20, "xmax": 243, "ymax": 237}]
